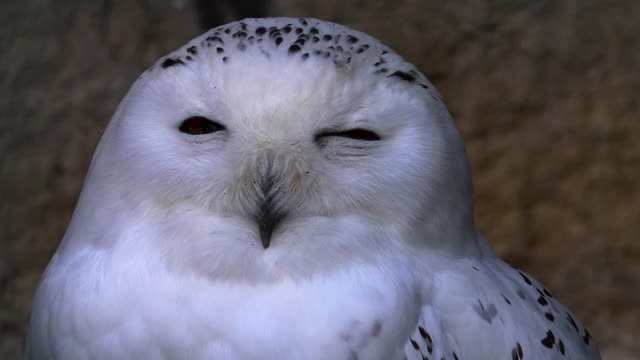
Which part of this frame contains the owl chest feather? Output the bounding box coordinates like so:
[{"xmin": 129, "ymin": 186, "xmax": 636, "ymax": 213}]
[{"xmin": 30, "ymin": 250, "xmax": 420, "ymax": 360}]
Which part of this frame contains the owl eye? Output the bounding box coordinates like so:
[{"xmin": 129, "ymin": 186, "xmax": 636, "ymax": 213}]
[
  {"xmin": 315, "ymin": 128, "xmax": 381, "ymax": 141},
  {"xmin": 179, "ymin": 116, "xmax": 225, "ymax": 135}
]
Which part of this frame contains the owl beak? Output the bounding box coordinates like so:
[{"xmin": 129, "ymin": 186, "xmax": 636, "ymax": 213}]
[
  {"xmin": 257, "ymin": 211, "xmax": 278, "ymax": 249},
  {"xmin": 256, "ymin": 202, "xmax": 284, "ymax": 249},
  {"xmin": 255, "ymin": 174, "xmax": 284, "ymax": 249}
]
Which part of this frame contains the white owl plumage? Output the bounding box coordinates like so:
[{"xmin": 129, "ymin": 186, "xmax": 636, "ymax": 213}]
[{"xmin": 27, "ymin": 18, "xmax": 600, "ymax": 359}]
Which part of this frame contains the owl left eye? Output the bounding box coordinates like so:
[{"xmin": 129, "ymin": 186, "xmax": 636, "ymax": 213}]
[{"xmin": 179, "ymin": 116, "xmax": 226, "ymax": 135}]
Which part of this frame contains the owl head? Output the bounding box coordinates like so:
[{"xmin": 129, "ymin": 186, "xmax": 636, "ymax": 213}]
[{"xmin": 64, "ymin": 18, "xmax": 478, "ymax": 280}]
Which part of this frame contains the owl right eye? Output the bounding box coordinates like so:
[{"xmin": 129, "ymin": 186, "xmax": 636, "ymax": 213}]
[
  {"xmin": 314, "ymin": 128, "xmax": 381, "ymax": 142},
  {"xmin": 179, "ymin": 116, "xmax": 226, "ymax": 135}
]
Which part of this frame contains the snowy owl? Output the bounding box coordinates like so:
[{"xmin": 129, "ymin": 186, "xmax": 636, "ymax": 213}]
[{"xmin": 27, "ymin": 17, "xmax": 601, "ymax": 360}]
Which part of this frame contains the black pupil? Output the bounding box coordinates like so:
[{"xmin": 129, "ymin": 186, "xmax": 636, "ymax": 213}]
[{"xmin": 179, "ymin": 116, "xmax": 224, "ymax": 135}]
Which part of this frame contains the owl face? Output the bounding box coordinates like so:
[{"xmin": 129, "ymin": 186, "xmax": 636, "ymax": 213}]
[{"xmin": 86, "ymin": 18, "xmax": 474, "ymax": 277}]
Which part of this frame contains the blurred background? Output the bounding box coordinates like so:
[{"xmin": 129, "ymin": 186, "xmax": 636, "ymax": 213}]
[{"xmin": 1, "ymin": 0, "xmax": 638, "ymax": 358}]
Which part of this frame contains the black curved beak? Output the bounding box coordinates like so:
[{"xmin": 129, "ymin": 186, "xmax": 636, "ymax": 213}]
[
  {"xmin": 257, "ymin": 211, "xmax": 279, "ymax": 249},
  {"xmin": 255, "ymin": 175, "xmax": 284, "ymax": 249}
]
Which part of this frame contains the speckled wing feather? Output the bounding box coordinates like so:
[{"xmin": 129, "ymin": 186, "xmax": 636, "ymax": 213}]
[{"xmin": 404, "ymin": 256, "xmax": 601, "ymax": 360}]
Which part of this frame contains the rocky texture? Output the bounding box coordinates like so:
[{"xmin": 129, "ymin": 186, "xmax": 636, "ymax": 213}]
[{"xmin": 2, "ymin": 0, "xmax": 638, "ymax": 358}]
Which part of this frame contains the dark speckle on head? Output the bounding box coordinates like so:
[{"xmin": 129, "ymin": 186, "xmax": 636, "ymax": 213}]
[
  {"xmin": 323, "ymin": 34, "xmax": 332, "ymax": 41},
  {"xmin": 310, "ymin": 27, "xmax": 319, "ymax": 34},
  {"xmin": 161, "ymin": 57, "xmax": 184, "ymax": 68},
  {"xmin": 346, "ymin": 35, "xmax": 359, "ymax": 43},
  {"xmin": 374, "ymin": 58, "xmax": 386, "ymax": 66},
  {"xmin": 389, "ymin": 70, "xmax": 416, "ymax": 83},
  {"xmin": 519, "ymin": 272, "xmax": 533, "ymax": 285},
  {"xmin": 222, "ymin": 56, "xmax": 228, "ymax": 63},
  {"xmin": 289, "ymin": 44, "xmax": 301, "ymax": 54},
  {"xmin": 216, "ymin": 47, "xmax": 224, "ymax": 53},
  {"xmin": 255, "ymin": 27, "xmax": 266, "ymax": 35},
  {"xmin": 206, "ymin": 36, "xmax": 224, "ymax": 44},
  {"xmin": 268, "ymin": 28, "xmax": 280, "ymax": 38},
  {"xmin": 234, "ymin": 31, "xmax": 248, "ymax": 39},
  {"xmin": 538, "ymin": 295, "xmax": 549, "ymax": 306},
  {"xmin": 187, "ymin": 46, "xmax": 197, "ymax": 55},
  {"xmin": 275, "ymin": 37, "xmax": 283, "ymax": 46}
]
